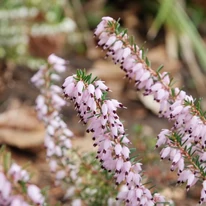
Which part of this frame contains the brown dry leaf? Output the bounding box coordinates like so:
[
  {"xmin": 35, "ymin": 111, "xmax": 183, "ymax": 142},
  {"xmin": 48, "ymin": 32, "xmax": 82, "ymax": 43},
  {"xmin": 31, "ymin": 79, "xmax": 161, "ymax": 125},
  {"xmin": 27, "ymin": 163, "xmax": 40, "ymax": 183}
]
[
  {"xmin": 0, "ymin": 104, "xmax": 45, "ymax": 149},
  {"xmin": 29, "ymin": 33, "xmax": 67, "ymax": 58},
  {"xmin": 161, "ymin": 187, "xmax": 185, "ymax": 201},
  {"xmin": 0, "ymin": 60, "xmax": 14, "ymax": 94}
]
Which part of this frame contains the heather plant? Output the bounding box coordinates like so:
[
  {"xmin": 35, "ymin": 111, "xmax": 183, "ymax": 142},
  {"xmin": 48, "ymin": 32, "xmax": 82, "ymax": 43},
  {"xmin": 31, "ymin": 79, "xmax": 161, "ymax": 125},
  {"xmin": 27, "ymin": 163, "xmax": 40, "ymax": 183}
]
[
  {"xmin": 1, "ymin": 15, "xmax": 206, "ymax": 206},
  {"xmin": 93, "ymin": 16, "xmax": 206, "ymax": 204},
  {"xmin": 0, "ymin": 146, "xmax": 47, "ymax": 206},
  {"xmin": 31, "ymin": 54, "xmax": 119, "ymax": 205},
  {"xmin": 62, "ymin": 69, "xmax": 167, "ymax": 205}
]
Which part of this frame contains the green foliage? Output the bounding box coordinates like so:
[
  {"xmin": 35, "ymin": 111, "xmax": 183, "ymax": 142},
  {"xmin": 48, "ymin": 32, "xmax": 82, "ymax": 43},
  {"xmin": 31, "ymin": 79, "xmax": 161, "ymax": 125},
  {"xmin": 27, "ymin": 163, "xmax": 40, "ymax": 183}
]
[
  {"xmin": 0, "ymin": 0, "xmax": 76, "ymax": 68},
  {"xmin": 18, "ymin": 180, "xmax": 27, "ymax": 194},
  {"xmin": 148, "ymin": 0, "xmax": 206, "ymax": 71},
  {"xmin": 66, "ymin": 149, "xmax": 119, "ymax": 206},
  {"xmin": 76, "ymin": 69, "xmax": 98, "ymax": 84},
  {"xmin": 3, "ymin": 151, "xmax": 11, "ymax": 173},
  {"xmin": 156, "ymin": 65, "xmax": 164, "ymax": 73},
  {"xmin": 75, "ymin": 69, "xmax": 109, "ymax": 102}
]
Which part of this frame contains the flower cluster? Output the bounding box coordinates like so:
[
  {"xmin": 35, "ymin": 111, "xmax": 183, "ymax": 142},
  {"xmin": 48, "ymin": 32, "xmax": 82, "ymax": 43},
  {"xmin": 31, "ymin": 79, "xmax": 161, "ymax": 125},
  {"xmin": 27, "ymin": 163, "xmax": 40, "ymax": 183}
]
[
  {"xmin": 63, "ymin": 69, "xmax": 166, "ymax": 206},
  {"xmin": 32, "ymin": 55, "xmax": 122, "ymax": 205},
  {"xmin": 0, "ymin": 156, "xmax": 45, "ymax": 206},
  {"xmin": 95, "ymin": 16, "xmax": 206, "ymax": 203},
  {"xmin": 31, "ymin": 54, "xmax": 76, "ymax": 187}
]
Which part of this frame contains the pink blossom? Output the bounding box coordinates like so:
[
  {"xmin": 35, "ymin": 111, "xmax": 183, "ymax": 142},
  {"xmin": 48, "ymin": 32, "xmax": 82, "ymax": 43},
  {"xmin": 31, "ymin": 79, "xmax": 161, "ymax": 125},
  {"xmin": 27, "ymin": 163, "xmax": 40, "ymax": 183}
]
[
  {"xmin": 31, "ymin": 54, "xmax": 75, "ymax": 198},
  {"xmin": 27, "ymin": 185, "xmax": 45, "ymax": 205},
  {"xmin": 94, "ymin": 16, "xmax": 206, "ymax": 202},
  {"xmin": 63, "ymin": 72, "xmax": 159, "ymax": 205}
]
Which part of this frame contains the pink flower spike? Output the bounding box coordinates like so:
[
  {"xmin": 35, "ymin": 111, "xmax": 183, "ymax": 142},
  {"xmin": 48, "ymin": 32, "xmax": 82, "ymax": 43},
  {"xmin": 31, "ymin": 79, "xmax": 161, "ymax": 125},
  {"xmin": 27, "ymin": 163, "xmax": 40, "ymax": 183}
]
[
  {"xmin": 63, "ymin": 67, "xmax": 166, "ymax": 204},
  {"xmin": 93, "ymin": 16, "xmax": 206, "ymax": 204}
]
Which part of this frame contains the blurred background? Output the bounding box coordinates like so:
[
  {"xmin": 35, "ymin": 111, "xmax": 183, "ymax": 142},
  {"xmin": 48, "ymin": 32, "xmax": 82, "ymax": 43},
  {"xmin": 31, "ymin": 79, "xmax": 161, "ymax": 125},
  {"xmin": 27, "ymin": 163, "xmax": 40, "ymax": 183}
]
[{"xmin": 0, "ymin": 0, "xmax": 206, "ymax": 205}]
